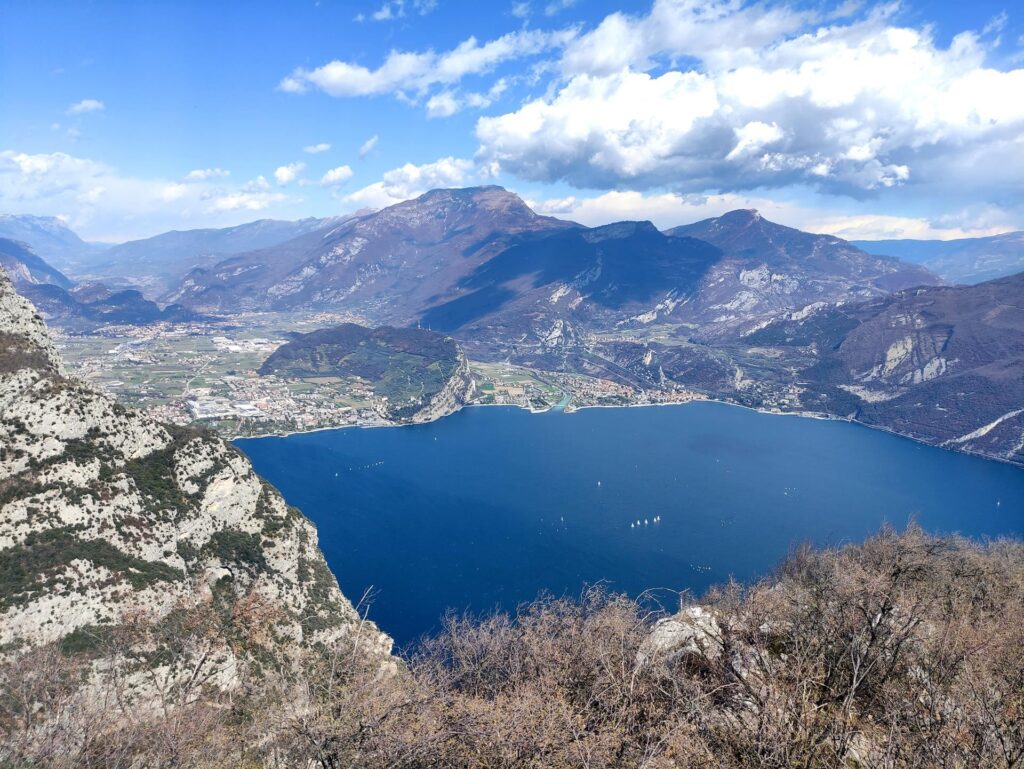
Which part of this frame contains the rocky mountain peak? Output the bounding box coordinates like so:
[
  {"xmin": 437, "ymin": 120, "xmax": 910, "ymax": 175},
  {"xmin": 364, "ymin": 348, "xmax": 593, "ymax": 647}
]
[
  {"xmin": 0, "ymin": 213, "xmax": 57, "ymax": 227},
  {"xmin": 719, "ymin": 208, "xmax": 762, "ymax": 223},
  {"xmin": 584, "ymin": 220, "xmax": 661, "ymax": 242},
  {"xmin": 420, "ymin": 184, "xmax": 530, "ymax": 210},
  {"xmin": 369, "ymin": 185, "xmax": 541, "ymax": 240}
]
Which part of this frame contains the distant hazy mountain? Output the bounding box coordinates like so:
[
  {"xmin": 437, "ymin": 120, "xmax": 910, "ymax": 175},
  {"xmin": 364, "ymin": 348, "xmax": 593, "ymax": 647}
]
[
  {"xmin": 18, "ymin": 281, "xmax": 206, "ymax": 330},
  {"xmin": 853, "ymin": 232, "xmax": 1024, "ymax": 284},
  {"xmin": 83, "ymin": 216, "xmax": 349, "ymax": 296},
  {"xmin": 0, "ymin": 214, "xmax": 104, "ymax": 273},
  {"xmin": 0, "ymin": 237, "xmax": 72, "ymax": 289},
  {"xmin": 746, "ymin": 272, "xmax": 1024, "ymax": 463}
]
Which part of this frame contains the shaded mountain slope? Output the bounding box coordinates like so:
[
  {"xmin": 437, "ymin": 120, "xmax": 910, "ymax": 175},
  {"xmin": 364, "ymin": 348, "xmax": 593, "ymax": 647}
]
[
  {"xmin": 0, "ymin": 238, "xmax": 72, "ymax": 290},
  {"xmin": 747, "ymin": 272, "xmax": 1024, "ymax": 463},
  {"xmin": 19, "ymin": 282, "xmax": 206, "ymax": 329},
  {"xmin": 0, "ymin": 215, "xmax": 103, "ymax": 274},
  {"xmin": 169, "ymin": 186, "xmax": 576, "ymax": 314},
  {"xmin": 415, "ymin": 206, "xmax": 940, "ymax": 361},
  {"xmin": 420, "ymin": 221, "xmax": 721, "ymax": 333}
]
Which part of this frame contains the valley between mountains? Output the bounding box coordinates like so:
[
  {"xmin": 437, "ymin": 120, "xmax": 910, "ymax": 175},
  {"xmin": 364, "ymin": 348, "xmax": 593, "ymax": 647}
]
[{"xmin": 3, "ymin": 186, "xmax": 1023, "ymax": 465}]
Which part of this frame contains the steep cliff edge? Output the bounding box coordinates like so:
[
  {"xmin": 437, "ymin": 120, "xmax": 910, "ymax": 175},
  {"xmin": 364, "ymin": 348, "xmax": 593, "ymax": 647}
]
[{"xmin": 0, "ymin": 266, "xmax": 391, "ymax": 658}]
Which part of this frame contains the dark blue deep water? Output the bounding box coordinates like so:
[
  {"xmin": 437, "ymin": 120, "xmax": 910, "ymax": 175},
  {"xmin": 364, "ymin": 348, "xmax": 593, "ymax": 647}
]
[{"xmin": 236, "ymin": 403, "xmax": 1024, "ymax": 647}]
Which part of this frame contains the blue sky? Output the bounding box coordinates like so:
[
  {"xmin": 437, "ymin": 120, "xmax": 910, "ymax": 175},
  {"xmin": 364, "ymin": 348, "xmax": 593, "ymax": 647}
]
[{"xmin": 2, "ymin": 0, "xmax": 1023, "ymax": 241}]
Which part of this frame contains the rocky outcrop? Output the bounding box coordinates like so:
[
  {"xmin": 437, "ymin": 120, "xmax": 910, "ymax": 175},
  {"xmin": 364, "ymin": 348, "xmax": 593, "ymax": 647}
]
[
  {"xmin": 747, "ymin": 271, "xmax": 1024, "ymax": 463},
  {"xmin": 666, "ymin": 209, "xmax": 939, "ymax": 341},
  {"xmin": 0, "ymin": 266, "xmax": 391, "ymax": 659},
  {"xmin": 409, "ymin": 345, "xmax": 475, "ymax": 424},
  {"xmin": 637, "ymin": 606, "xmax": 722, "ymax": 666},
  {"xmin": 634, "ymin": 610, "xmax": 724, "ymax": 663}
]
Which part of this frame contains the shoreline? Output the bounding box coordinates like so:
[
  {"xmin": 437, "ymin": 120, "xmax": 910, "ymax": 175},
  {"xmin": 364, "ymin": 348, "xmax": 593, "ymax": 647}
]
[
  {"xmin": 563, "ymin": 399, "xmax": 1024, "ymax": 468},
  {"xmin": 229, "ymin": 396, "xmax": 1022, "ymax": 469}
]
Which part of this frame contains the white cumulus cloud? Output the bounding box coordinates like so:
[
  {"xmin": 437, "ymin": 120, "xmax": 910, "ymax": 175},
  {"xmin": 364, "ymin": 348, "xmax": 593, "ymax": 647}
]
[
  {"xmin": 544, "ymin": 0, "xmax": 577, "ymax": 16},
  {"xmin": 0, "ymin": 149, "xmax": 296, "ymax": 240},
  {"xmin": 207, "ymin": 189, "xmax": 287, "ymax": 213},
  {"xmin": 526, "ymin": 189, "xmax": 1014, "ymax": 240},
  {"xmin": 321, "ymin": 165, "xmax": 354, "ymax": 186},
  {"xmin": 475, "ymin": 1, "xmax": 1024, "ymax": 200},
  {"xmin": 344, "ymin": 156, "xmax": 475, "ymax": 208},
  {"xmin": 425, "ymin": 79, "xmax": 510, "ymax": 118},
  {"xmin": 274, "ymin": 162, "xmax": 306, "ymax": 186},
  {"xmin": 66, "ymin": 99, "xmax": 105, "ymax": 115},
  {"xmin": 364, "ymin": 0, "xmax": 438, "ymax": 22},
  {"xmin": 278, "ymin": 28, "xmax": 574, "ymax": 105},
  {"xmin": 303, "ymin": 142, "xmax": 331, "ymax": 154},
  {"xmin": 426, "ymin": 91, "xmax": 460, "ymax": 118}
]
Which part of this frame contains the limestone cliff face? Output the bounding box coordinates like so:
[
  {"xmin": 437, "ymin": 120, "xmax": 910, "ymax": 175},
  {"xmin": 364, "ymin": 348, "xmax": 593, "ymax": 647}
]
[
  {"xmin": 0, "ymin": 267, "xmax": 391, "ymax": 658},
  {"xmin": 409, "ymin": 342, "xmax": 475, "ymax": 424}
]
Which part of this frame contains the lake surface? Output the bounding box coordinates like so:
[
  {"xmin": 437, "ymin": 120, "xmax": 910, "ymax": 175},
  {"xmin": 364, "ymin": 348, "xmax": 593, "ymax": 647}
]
[{"xmin": 236, "ymin": 403, "xmax": 1024, "ymax": 647}]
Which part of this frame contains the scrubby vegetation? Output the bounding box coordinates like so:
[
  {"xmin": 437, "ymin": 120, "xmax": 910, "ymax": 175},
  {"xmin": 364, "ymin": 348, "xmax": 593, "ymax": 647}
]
[
  {"xmin": 259, "ymin": 323, "xmax": 465, "ymax": 419},
  {"xmin": 0, "ymin": 527, "xmax": 184, "ymax": 610},
  {"xmin": 120, "ymin": 444, "xmax": 195, "ymax": 520},
  {"xmin": 203, "ymin": 529, "xmax": 269, "ymax": 573},
  {"xmin": 0, "ymin": 331, "xmax": 56, "ymax": 375},
  {"xmin": 1, "ymin": 526, "xmax": 1021, "ymax": 768}
]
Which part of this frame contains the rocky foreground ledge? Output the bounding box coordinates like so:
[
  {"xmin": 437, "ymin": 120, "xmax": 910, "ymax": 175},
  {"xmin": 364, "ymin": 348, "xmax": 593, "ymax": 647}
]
[{"xmin": 0, "ymin": 265, "xmax": 392, "ymax": 722}]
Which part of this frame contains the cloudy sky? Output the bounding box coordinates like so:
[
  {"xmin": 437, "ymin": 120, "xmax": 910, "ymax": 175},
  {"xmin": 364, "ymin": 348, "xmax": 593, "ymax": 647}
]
[{"xmin": 1, "ymin": 0, "xmax": 1023, "ymax": 242}]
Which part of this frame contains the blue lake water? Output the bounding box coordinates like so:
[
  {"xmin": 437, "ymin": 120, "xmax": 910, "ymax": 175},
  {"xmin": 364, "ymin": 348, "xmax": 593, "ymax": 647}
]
[{"xmin": 236, "ymin": 403, "xmax": 1024, "ymax": 647}]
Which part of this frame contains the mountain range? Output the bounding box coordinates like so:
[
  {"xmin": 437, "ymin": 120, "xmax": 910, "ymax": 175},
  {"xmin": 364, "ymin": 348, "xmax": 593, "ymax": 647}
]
[
  {"xmin": 166, "ymin": 188, "xmax": 938, "ymax": 349},
  {"xmin": 5, "ymin": 197, "xmax": 1016, "ymax": 303},
  {"xmin": 0, "ymin": 237, "xmax": 72, "ymax": 290},
  {"xmin": 0, "ymin": 233, "xmax": 204, "ymax": 329},
  {"xmin": 0, "ymin": 215, "xmax": 105, "ymax": 274},
  {"xmin": 4, "ymin": 188, "xmax": 1023, "ymax": 463},
  {"xmin": 84, "ymin": 216, "xmax": 353, "ymax": 294},
  {"xmin": 17, "ymin": 281, "xmax": 205, "ymax": 330},
  {"xmin": 745, "ymin": 272, "xmax": 1024, "ymax": 463},
  {"xmin": 167, "ymin": 187, "xmax": 573, "ymax": 312},
  {"xmin": 854, "ymin": 231, "xmax": 1024, "ymax": 284}
]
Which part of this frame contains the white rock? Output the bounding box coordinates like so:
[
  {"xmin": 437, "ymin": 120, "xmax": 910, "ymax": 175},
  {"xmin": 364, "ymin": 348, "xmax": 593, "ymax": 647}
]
[{"xmin": 638, "ymin": 606, "xmax": 722, "ymax": 665}]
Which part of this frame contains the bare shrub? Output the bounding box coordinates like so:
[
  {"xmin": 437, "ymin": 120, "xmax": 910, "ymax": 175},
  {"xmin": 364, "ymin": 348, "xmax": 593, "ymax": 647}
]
[{"xmin": 2, "ymin": 526, "xmax": 1021, "ymax": 768}]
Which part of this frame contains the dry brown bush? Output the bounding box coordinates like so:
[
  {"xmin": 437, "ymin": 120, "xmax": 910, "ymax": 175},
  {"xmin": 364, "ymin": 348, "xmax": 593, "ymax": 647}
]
[{"xmin": 1, "ymin": 526, "xmax": 1021, "ymax": 768}]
